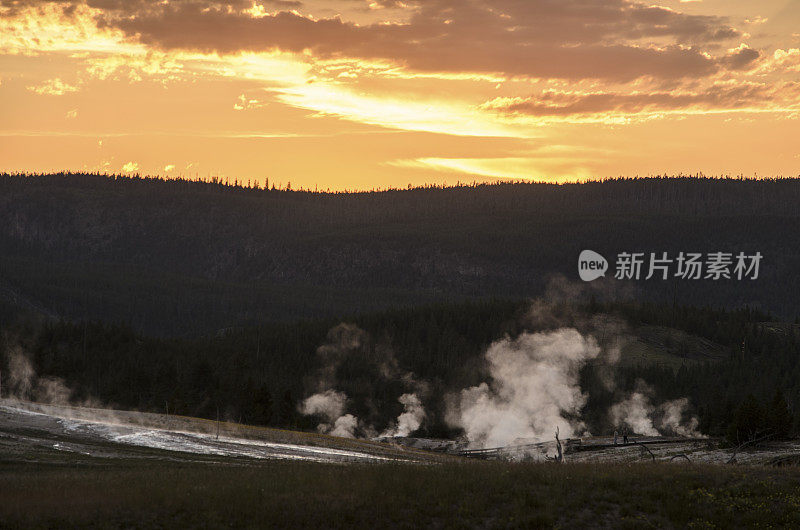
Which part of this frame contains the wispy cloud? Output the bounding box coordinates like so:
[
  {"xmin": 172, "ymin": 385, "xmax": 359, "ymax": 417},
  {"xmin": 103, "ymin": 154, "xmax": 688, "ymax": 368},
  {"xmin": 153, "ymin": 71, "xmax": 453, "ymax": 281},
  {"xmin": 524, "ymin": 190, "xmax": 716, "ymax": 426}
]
[
  {"xmin": 390, "ymin": 155, "xmax": 602, "ymax": 182},
  {"xmin": 26, "ymin": 78, "xmax": 79, "ymax": 96},
  {"xmin": 272, "ymin": 82, "xmax": 531, "ymax": 137}
]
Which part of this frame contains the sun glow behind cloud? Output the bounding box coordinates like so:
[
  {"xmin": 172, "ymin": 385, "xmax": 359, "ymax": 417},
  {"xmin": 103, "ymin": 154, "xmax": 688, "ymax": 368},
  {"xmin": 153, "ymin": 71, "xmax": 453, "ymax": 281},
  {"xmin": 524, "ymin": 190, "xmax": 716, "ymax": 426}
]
[
  {"xmin": 0, "ymin": 0, "xmax": 799, "ymax": 188},
  {"xmin": 391, "ymin": 157, "xmax": 594, "ymax": 183},
  {"xmin": 0, "ymin": 3, "xmax": 135, "ymax": 55},
  {"xmin": 272, "ymin": 82, "xmax": 531, "ymax": 138}
]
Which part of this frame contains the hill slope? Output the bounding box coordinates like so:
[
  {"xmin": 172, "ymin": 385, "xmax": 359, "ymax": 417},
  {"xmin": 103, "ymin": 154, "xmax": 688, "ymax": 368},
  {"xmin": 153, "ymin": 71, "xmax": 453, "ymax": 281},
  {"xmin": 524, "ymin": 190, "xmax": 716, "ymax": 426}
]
[{"xmin": 2, "ymin": 174, "xmax": 799, "ymax": 335}]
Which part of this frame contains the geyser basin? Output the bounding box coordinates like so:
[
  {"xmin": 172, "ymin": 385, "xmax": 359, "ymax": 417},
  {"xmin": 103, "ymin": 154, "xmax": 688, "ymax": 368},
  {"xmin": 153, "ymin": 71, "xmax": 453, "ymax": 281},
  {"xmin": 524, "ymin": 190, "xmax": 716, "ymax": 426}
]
[{"xmin": 0, "ymin": 400, "xmax": 444, "ymax": 465}]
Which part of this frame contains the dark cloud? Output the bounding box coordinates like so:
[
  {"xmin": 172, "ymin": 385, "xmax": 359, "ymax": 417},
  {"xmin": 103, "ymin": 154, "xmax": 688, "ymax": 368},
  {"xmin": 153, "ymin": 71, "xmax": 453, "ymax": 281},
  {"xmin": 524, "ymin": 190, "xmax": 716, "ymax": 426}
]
[
  {"xmin": 0, "ymin": 0, "xmax": 301, "ymax": 13},
  {"xmin": 4, "ymin": 0, "xmax": 754, "ymax": 81},
  {"xmin": 481, "ymin": 82, "xmax": 794, "ymax": 117},
  {"xmin": 721, "ymin": 45, "xmax": 761, "ymax": 70}
]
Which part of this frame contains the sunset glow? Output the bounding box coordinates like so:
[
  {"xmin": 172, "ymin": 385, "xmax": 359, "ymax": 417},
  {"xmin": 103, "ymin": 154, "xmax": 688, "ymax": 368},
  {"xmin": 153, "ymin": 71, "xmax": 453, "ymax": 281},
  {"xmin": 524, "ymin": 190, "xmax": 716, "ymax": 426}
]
[{"xmin": 2, "ymin": 0, "xmax": 800, "ymax": 189}]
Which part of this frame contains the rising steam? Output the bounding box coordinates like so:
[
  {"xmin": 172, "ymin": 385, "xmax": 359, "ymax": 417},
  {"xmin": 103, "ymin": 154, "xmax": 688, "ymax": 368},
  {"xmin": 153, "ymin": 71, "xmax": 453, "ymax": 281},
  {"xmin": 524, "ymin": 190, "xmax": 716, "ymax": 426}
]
[
  {"xmin": 298, "ymin": 324, "xmax": 363, "ymax": 437},
  {"xmin": 298, "ymin": 389, "xmax": 358, "ymax": 438},
  {"xmin": 294, "ymin": 280, "xmax": 705, "ymax": 447},
  {"xmin": 447, "ymin": 328, "xmax": 601, "ymax": 448},
  {"xmin": 381, "ymin": 393, "xmax": 426, "ymax": 438},
  {"xmin": 298, "ymin": 323, "xmax": 429, "ymax": 439},
  {"xmin": 2, "ymin": 346, "xmax": 78, "ymax": 405},
  {"xmin": 611, "ymin": 382, "xmax": 702, "ymax": 437}
]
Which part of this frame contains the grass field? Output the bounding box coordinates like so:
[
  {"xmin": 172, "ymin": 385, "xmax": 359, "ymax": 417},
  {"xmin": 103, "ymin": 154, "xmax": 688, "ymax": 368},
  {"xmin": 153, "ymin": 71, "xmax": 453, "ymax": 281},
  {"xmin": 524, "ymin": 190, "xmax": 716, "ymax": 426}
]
[{"xmin": 2, "ymin": 461, "xmax": 799, "ymax": 528}]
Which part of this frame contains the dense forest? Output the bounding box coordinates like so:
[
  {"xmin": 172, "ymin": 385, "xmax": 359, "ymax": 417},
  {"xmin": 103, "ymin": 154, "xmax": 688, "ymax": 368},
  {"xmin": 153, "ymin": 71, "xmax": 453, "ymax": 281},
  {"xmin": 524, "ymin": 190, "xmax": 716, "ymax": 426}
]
[
  {"xmin": 2, "ymin": 173, "xmax": 800, "ymax": 336},
  {"xmin": 2, "ymin": 297, "xmax": 798, "ymax": 442},
  {"xmin": 1, "ymin": 173, "xmax": 798, "ymax": 443}
]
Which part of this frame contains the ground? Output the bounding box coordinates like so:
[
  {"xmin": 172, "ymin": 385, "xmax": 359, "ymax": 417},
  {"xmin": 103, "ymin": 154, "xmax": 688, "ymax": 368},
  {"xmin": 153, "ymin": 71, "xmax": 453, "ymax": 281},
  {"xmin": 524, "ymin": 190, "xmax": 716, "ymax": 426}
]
[
  {"xmin": 3, "ymin": 400, "xmax": 800, "ymax": 528},
  {"xmin": 2, "ymin": 461, "xmax": 800, "ymax": 528},
  {"xmin": 0, "ymin": 400, "xmax": 448, "ymax": 466}
]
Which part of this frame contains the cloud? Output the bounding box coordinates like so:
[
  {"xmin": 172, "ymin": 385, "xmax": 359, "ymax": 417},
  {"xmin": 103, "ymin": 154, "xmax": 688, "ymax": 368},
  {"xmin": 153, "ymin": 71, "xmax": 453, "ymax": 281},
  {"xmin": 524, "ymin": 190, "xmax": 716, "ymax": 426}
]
[
  {"xmin": 83, "ymin": 51, "xmax": 185, "ymax": 83},
  {"xmin": 26, "ymin": 78, "xmax": 79, "ymax": 96},
  {"xmin": 481, "ymin": 82, "xmax": 799, "ymax": 119},
  {"xmin": 70, "ymin": 0, "xmax": 748, "ymax": 82},
  {"xmin": 391, "ymin": 154, "xmax": 599, "ymax": 182},
  {"xmin": 0, "ymin": 2, "xmax": 134, "ymax": 55},
  {"xmin": 1, "ymin": 0, "xmax": 796, "ymax": 161},
  {"xmin": 232, "ymin": 93, "xmax": 265, "ymax": 111},
  {"xmin": 721, "ymin": 44, "xmax": 761, "ymax": 71},
  {"xmin": 121, "ymin": 161, "xmax": 139, "ymax": 172},
  {"xmin": 757, "ymin": 48, "xmax": 800, "ymax": 74},
  {"xmin": 273, "ymin": 81, "xmax": 527, "ymax": 137}
]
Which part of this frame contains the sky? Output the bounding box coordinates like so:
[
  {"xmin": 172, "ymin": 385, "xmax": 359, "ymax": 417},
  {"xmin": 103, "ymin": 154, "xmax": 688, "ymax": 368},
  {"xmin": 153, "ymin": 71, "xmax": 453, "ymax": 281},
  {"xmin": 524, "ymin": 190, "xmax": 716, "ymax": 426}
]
[{"xmin": 1, "ymin": 0, "xmax": 799, "ymax": 190}]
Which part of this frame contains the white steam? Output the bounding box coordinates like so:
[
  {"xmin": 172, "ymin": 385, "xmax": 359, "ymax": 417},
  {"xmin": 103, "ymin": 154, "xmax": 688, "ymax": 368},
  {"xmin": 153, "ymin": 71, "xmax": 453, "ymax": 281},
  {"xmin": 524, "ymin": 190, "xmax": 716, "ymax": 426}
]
[
  {"xmin": 611, "ymin": 383, "xmax": 702, "ymax": 437},
  {"xmin": 297, "ymin": 324, "xmax": 366, "ymax": 437},
  {"xmin": 3, "ymin": 346, "xmax": 77, "ymax": 405},
  {"xmin": 448, "ymin": 328, "xmax": 601, "ymax": 448},
  {"xmin": 299, "ymin": 389, "xmax": 357, "ymax": 438},
  {"xmin": 660, "ymin": 398, "xmax": 701, "ymax": 437},
  {"xmin": 381, "ymin": 393, "xmax": 426, "ymax": 438},
  {"xmin": 299, "ymin": 389, "xmax": 346, "ymax": 423},
  {"xmin": 6, "ymin": 346, "xmax": 37, "ymax": 398},
  {"xmin": 299, "ymin": 323, "xmax": 428, "ymax": 439},
  {"xmin": 298, "ymin": 297, "xmax": 704, "ymax": 446},
  {"xmin": 611, "ymin": 392, "xmax": 658, "ymax": 436},
  {"xmin": 329, "ymin": 414, "xmax": 358, "ymax": 438}
]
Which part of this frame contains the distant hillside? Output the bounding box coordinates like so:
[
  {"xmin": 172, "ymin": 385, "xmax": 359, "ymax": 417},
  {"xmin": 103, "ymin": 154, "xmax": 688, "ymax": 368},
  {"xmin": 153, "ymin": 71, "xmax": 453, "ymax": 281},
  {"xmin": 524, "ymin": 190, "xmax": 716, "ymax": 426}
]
[
  {"xmin": 619, "ymin": 325, "xmax": 731, "ymax": 369},
  {"xmin": 1, "ymin": 173, "xmax": 799, "ymax": 335}
]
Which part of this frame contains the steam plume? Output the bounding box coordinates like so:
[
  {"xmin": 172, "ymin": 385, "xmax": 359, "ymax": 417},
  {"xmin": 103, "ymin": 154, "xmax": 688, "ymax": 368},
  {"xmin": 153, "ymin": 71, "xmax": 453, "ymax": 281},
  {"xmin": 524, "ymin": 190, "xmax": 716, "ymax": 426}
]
[
  {"xmin": 299, "ymin": 389, "xmax": 347, "ymax": 424},
  {"xmin": 296, "ymin": 324, "xmax": 369, "ymax": 436},
  {"xmin": 611, "ymin": 381, "xmax": 702, "ymax": 437},
  {"xmin": 299, "ymin": 323, "xmax": 428, "ymax": 438},
  {"xmin": 611, "ymin": 392, "xmax": 658, "ymax": 436},
  {"xmin": 298, "ymin": 389, "xmax": 358, "ymax": 438},
  {"xmin": 381, "ymin": 393, "xmax": 426, "ymax": 438},
  {"xmin": 329, "ymin": 414, "xmax": 358, "ymax": 438},
  {"xmin": 448, "ymin": 328, "xmax": 601, "ymax": 448},
  {"xmin": 3, "ymin": 346, "xmax": 75, "ymax": 405}
]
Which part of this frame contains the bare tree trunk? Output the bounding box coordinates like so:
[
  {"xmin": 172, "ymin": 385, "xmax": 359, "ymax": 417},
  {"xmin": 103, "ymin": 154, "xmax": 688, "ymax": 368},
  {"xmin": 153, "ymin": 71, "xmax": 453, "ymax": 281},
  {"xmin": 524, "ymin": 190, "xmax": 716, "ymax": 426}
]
[
  {"xmin": 635, "ymin": 440, "xmax": 655, "ymax": 462},
  {"xmin": 555, "ymin": 427, "xmax": 564, "ymax": 463},
  {"xmin": 727, "ymin": 432, "xmax": 773, "ymax": 464}
]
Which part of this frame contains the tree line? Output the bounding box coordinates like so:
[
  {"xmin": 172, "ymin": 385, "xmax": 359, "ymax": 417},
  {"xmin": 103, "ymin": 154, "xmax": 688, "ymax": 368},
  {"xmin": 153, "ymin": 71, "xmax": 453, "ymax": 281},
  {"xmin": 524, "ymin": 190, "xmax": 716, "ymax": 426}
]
[{"xmin": 1, "ymin": 173, "xmax": 800, "ymax": 336}]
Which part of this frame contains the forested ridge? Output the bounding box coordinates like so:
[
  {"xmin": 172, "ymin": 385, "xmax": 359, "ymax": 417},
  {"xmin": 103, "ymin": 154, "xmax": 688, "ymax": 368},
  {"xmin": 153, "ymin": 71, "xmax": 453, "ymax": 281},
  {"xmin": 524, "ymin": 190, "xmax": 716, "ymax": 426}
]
[{"xmin": 2, "ymin": 173, "xmax": 799, "ymax": 335}]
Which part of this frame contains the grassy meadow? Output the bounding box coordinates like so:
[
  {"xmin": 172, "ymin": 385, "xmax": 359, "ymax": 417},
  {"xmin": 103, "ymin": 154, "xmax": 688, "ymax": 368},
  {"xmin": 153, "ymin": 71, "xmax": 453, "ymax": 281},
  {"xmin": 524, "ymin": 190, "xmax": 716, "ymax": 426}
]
[{"xmin": 2, "ymin": 461, "xmax": 800, "ymax": 528}]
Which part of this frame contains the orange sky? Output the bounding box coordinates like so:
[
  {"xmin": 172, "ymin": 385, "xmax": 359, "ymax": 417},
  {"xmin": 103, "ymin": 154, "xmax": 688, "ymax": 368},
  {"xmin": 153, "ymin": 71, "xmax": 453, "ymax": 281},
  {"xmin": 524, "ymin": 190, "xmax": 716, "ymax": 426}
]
[{"xmin": 1, "ymin": 0, "xmax": 799, "ymax": 190}]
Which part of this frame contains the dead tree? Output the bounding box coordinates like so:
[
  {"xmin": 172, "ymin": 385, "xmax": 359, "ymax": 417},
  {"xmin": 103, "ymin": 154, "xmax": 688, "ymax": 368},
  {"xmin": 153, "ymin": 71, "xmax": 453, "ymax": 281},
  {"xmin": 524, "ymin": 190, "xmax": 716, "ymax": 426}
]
[
  {"xmin": 726, "ymin": 432, "xmax": 773, "ymax": 464},
  {"xmin": 635, "ymin": 440, "xmax": 655, "ymax": 462},
  {"xmin": 554, "ymin": 427, "xmax": 565, "ymax": 463},
  {"xmin": 670, "ymin": 454, "xmax": 692, "ymax": 464}
]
